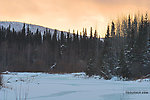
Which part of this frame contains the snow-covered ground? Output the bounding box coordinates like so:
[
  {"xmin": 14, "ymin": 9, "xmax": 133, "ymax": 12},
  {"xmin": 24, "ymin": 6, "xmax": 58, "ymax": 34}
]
[{"xmin": 0, "ymin": 72, "xmax": 150, "ymax": 100}]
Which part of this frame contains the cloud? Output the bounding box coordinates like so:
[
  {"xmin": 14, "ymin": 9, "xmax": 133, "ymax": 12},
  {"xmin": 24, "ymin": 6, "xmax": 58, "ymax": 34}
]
[{"xmin": 0, "ymin": 0, "xmax": 149, "ymax": 37}]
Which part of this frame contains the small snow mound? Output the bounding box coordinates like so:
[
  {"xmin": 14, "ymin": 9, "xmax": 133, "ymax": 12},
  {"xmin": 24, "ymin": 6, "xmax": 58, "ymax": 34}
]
[
  {"xmin": 110, "ymin": 77, "xmax": 122, "ymax": 81},
  {"xmin": 2, "ymin": 71, "xmax": 10, "ymax": 74}
]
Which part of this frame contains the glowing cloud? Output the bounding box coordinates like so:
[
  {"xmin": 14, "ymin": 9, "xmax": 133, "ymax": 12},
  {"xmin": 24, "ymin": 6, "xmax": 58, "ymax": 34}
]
[{"xmin": 0, "ymin": 0, "xmax": 149, "ymax": 37}]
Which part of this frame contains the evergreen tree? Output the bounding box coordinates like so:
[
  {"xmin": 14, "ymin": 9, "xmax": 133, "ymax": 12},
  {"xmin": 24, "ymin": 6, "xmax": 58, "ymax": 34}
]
[
  {"xmin": 106, "ymin": 25, "xmax": 110, "ymax": 38},
  {"xmin": 86, "ymin": 58, "xmax": 96, "ymax": 77},
  {"xmin": 90, "ymin": 27, "xmax": 93, "ymax": 40},
  {"xmin": 52, "ymin": 29, "xmax": 58, "ymax": 62},
  {"xmin": 60, "ymin": 31, "xmax": 65, "ymax": 45},
  {"xmin": 118, "ymin": 49, "xmax": 130, "ymax": 79},
  {"xmin": 111, "ymin": 21, "xmax": 115, "ymax": 37}
]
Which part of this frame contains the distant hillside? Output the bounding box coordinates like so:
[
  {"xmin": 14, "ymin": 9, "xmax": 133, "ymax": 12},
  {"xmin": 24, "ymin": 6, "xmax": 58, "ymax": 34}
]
[
  {"xmin": 0, "ymin": 21, "xmax": 105, "ymax": 41},
  {"xmin": 0, "ymin": 21, "xmax": 68, "ymax": 37}
]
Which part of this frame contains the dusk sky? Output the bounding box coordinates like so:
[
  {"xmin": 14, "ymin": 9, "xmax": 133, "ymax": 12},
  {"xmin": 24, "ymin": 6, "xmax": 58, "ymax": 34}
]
[{"xmin": 0, "ymin": 0, "xmax": 149, "ymax": 37}]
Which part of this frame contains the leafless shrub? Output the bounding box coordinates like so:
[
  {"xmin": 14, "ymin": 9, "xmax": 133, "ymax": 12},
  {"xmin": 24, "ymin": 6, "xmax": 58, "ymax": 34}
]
[{"xmin": 0, "ymin": 72, "xmax": 2, "ymax": 87}]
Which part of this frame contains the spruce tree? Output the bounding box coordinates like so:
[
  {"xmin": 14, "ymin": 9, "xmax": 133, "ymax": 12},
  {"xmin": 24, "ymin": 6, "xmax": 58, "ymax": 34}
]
[
  {"xmin": 111, "ymin": 21, "xmax": 115, "ymax": 37},
  {"xmin": 90, "ymin": 27, "xmax": 93, "ymax": 40},
  {"xmin": 118, "ymin": 49, "xmax": 130, "ymax": 79}
]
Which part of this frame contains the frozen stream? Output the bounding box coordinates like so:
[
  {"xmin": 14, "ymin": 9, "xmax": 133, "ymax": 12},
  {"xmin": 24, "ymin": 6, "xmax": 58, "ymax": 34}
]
[{"xmin": 0, "ymin": 72, "xmax": 150, "ymax": 100}]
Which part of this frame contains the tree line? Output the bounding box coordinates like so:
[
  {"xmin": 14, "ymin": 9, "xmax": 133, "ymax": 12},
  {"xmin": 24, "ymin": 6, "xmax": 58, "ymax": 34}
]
[
  {"xmin": 0, "ymin": 24, "xmax": 102, "ymax": 73},
  {"xmin": 86, "ymin": 13, "xmax": 150, "ymax": 80}
]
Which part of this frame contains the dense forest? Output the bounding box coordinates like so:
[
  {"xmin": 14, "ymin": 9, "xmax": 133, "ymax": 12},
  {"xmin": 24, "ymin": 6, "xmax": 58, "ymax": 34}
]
[
  {"xmin": 86, "ymin": 13, "xmax": 150, "ymax": 80},
  {"xmin": 0, "ymin": 23, "xmax": 102, "ymax": 73},
  {"xmin": 0, "ymin": 13, "xmax": 150, "ymax": 80}
]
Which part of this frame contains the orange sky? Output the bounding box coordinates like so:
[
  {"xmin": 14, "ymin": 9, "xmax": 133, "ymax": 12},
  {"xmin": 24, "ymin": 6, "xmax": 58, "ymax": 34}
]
[{"xmin": 0, "ymin": 0, "xmax": 149, "ymax": 37}]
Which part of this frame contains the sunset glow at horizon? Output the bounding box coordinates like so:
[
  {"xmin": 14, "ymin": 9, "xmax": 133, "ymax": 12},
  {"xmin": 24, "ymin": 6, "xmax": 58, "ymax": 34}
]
[{"xmin": 0, "ymin": 0, "xmax": 149, "ymax": 37}]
